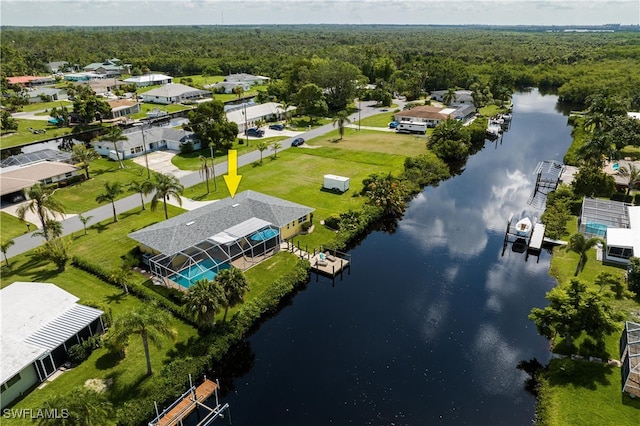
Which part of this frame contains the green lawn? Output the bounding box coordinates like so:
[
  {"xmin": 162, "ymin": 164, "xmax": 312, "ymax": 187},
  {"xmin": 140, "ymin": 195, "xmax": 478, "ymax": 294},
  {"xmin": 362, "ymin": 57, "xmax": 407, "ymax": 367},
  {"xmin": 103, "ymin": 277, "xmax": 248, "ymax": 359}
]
[
  {"xmin": 51, "ymin": 157, "xmax": 155, "ymax": 213},
  {"xmin": 1, "ymin": 119, "xmax": 73, "ymax": 149},
  {"xmin": 21, "ymin": 100, "xmax": 73, "ymax": 113},
  {"xmin": 129, "ymin": 103, "xmax": 193, "ymax": 120},
  {"xmin": 355, "ymin": 111, "xmax": 398, "ymax": 127},
  {"xmin": 540, "ymin": 359, "xmax": 640, "ymax": 426},
  {"xmin": 1, "ymin": 212, "xmax": 35, "ymax": 242},
  {"xmin": 171, "ymin": 137, "xmax": 288, "ymax": 171}
]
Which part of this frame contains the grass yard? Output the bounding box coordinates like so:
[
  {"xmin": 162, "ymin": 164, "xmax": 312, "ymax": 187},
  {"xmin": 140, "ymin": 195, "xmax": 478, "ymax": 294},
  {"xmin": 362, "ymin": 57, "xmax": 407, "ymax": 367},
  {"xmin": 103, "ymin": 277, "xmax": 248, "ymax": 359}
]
[
  {"xmin": 51, "ymin": 157, "xmax": 154, "ymax": 213},
  {"xmin": 129, "ymin": 103, "xmax": 193, "ymax": 120},
  {"xmin": 1, "ymin": 119, "xmax": 73, "ymax": 149},
  {"xmin": 171, "ymin": 136, "xmax": 288, "ymax": 171},
  {"xmin": 1, "ymin": 267, "xmax": 198, "ymax": 426},
  {"xmin": 1, "ymin": 212, "xmax": 35, "ymax": 242},
  {"xmin": 309, "ymin": 128, "xmax": 428, "ymax": 157},
  {"xmin": 21, "ymin": 100, "xmax": 73, "ymax": 113},
  {"xmin": 540, "ymin": 359, "xmax": 640, "ymax": 426},
  {"xmin": 356, "ymin": 111, "xmax": 398, "ymax": 128},
  {"xmin": 288, "ymin": 117, "xmax": 332, "ymax": 131}
]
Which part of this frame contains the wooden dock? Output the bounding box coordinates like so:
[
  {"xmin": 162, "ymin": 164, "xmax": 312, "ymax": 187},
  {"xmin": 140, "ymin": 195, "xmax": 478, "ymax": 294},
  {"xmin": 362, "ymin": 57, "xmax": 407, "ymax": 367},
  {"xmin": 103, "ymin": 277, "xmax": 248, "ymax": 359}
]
[
  {"xmin": 311, "ymin": 252, "xmax": 350, "ymax": 276},
  {"xmin": 151, "ymin": 379, "xmax": 218, "ymax": 426}
]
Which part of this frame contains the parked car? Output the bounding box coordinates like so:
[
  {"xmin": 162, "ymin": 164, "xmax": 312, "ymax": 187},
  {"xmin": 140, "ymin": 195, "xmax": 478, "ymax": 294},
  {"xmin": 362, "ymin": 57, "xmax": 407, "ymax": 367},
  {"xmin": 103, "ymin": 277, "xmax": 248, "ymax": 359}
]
[
  {"xmin": 291, "ymin": 137, "xmax": 305, "ymax": 147},
  {"xmin": 388, "ymin": 121, "xmax": 399, "ymax": 129},
  {"xmin": 245, "ymin": 128, "xmax": 265, "ymax": 137},
  {"xmin": 269, "ymin": 123, "xmax": 285, "ymax": 131}
]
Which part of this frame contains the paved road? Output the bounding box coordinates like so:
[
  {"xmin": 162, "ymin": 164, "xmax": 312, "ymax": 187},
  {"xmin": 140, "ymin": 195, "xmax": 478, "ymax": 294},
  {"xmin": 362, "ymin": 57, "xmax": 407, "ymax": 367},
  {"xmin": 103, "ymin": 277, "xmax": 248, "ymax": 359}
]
[{"xmin": 4, "ymin": 100, "xmax": 397, "ymax": 259}]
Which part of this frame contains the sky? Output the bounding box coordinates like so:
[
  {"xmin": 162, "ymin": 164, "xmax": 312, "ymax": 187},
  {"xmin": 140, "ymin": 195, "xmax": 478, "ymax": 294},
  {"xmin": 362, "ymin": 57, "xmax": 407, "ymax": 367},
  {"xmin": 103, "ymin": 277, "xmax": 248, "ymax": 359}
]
[{"xmin": 1, "ymin": 0, "xmax": 639, "ymax": 27}]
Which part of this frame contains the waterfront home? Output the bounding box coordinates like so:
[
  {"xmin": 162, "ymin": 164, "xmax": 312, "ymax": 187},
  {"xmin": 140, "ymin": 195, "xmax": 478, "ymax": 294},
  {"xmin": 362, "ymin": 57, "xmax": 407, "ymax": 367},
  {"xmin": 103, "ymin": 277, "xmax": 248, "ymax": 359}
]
[
  {"xmin": 92, "ymin": 127, "xmax": 198, "ymax": 160},
  {"xmin": 139, "ymin": 83, "xmax": 211, "ymax": 105}
]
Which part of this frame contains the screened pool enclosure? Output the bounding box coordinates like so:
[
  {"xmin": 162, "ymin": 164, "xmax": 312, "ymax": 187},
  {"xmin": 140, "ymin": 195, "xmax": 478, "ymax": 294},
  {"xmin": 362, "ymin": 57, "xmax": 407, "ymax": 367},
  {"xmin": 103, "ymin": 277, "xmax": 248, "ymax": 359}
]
[{"xmin": 148, "ymin": 218, "xmax": 280, "ymax": 290}]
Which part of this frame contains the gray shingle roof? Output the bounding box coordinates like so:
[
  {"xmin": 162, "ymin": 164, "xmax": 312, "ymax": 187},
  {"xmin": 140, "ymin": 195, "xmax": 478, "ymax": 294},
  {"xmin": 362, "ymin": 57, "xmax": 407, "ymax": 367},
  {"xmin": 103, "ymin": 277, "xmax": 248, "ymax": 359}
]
[{"xmin": 128, "ymin": 190, "xmax": 314, "ymax": 254}]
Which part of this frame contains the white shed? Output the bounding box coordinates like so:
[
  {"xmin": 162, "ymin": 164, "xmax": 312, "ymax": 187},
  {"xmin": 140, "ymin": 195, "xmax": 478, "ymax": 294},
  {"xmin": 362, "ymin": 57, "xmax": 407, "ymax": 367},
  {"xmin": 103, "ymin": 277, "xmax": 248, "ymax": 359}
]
[{"xmin": 323, "ymin": 175, "xmax": 350, "ymax": 192}]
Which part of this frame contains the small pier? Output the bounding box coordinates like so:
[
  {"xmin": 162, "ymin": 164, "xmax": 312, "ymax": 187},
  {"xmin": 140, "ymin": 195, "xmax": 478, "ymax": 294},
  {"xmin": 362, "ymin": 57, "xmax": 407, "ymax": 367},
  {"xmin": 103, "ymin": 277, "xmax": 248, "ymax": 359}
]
[
  {"xmin": 527, "ymin": 160, "xmax": 564, "ymax": 209},
  {"xmin": 149, "ymin": 376, "xmax": 230, "ymax": 426},
  {"xmin": 282, "ymin": 241, "xmax": 351, "ymax": 283},
  {"xmin": 502, "ymin": 214, "xmax": 547, "ymax": 262}
]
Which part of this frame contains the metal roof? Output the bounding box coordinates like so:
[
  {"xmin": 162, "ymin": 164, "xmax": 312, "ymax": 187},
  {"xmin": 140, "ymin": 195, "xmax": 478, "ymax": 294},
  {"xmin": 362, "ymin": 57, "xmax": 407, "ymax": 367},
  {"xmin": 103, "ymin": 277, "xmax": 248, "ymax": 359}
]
[
  {"xmin": 24, "ymin": 304, "xmax": 103, "ymax": 351},
  {"xmin": 580, "ymin": 197, "xmax": 631, "ymax": 230}
]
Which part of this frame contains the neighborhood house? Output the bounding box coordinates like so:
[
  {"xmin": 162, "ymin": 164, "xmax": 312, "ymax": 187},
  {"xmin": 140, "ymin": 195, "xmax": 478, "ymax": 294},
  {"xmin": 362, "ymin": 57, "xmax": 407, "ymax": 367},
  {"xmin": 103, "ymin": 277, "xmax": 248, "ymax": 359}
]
[
  {"xmin": 92, "ymin": 127, "xmax": 198, "ymax": 160},
  {"xmin": 123, "ymin": 73, "xmax": 173, "ymax": 87},
  {"xmin": 139, "ymin": 83, "xmax": 211, "ymax": 104},
  {"xmin": 128, "ymin": 190, "xmax": 314, "ymax": 291},
  {"xmin": 0, "ymin": 282, "xmax": 105, "ymax": 409},
  {"xmin": 226, "ymin": 102, "xmax": 295, "ymax": 133},
  {"xmin": 0, "ymin": 161, "xmax": 82, "ymax": 203}
]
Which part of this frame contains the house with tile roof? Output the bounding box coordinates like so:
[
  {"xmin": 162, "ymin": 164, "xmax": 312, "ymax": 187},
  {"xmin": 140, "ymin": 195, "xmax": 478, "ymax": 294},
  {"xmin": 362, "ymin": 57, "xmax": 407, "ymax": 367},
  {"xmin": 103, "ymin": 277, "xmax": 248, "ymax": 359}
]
[
  {"xmin": 0, "ymin": 282, "xmax": 104, "ymax": 409},
  {"xmin": 128, "ymin": 191, "xmax": 314, "ymax": 290}
]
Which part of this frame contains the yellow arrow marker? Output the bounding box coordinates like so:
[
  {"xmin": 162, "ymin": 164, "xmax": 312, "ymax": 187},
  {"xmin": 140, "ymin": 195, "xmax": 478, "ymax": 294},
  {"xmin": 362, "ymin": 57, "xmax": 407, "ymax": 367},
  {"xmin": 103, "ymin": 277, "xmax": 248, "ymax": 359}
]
[{"xmin": 223, "ymin": 149, "xmax": 242, "ymax": 198}]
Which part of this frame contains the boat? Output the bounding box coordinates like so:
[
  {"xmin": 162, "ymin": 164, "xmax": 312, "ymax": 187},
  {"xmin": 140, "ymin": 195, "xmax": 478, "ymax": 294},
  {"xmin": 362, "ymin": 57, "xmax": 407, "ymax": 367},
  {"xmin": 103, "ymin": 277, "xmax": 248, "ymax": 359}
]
[
  {"xmin": 146, "ymin": 108, "xmax": 169, "ymax": 118},
  {"xmin": 515, "ymin": 217, "xmax": 532, "ymax": 237},
  {"xmin": 486, "ymin": 122, "xmax": 502, "ymax": 138}
]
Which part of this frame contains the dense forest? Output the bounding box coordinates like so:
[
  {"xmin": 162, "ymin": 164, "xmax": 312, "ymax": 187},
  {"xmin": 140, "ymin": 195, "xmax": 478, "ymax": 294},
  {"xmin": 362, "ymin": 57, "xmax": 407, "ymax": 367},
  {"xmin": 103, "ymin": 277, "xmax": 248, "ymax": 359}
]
[{"xmin": 2, "ymin": 25, "xmax": 640, "ymax": 106}]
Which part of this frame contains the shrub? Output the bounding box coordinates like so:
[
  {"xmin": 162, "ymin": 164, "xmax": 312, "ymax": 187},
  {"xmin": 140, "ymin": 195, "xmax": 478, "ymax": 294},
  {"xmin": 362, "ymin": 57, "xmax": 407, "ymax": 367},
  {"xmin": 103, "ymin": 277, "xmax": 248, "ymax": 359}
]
[
  {"xmin": 179, "ymin": 142, "xmax": 193, "ymax": 154},
  {"xmin": 67, "ymin": 344, "xmax": 89, "ymax": 364}
]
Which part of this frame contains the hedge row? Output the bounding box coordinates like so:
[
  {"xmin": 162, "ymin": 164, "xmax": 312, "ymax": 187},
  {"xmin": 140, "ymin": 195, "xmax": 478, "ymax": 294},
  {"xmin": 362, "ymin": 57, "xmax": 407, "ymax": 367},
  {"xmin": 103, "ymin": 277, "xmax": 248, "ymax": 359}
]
[
  {"xmin": 70, "ymin": 255, "xmax": 192, "ymax": 325},
  {"xmin": 116, "ymin": 258, "xmax": 311, "ymax": 425}
]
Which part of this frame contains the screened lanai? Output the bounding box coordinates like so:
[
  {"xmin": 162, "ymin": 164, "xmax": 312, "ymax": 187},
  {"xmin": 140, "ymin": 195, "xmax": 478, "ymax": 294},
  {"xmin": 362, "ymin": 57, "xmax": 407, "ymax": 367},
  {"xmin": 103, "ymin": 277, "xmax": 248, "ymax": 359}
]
[
  {"xmin": 579, "ymin": 197, "xmax": 631, "ymax": 238},
  {"xmin": 621, "ymin": 321, "xmax": 640, "ymax": 398},
  {"xmin": 149, "ymin": 218, "xmax": 280, "ymax": 290}
]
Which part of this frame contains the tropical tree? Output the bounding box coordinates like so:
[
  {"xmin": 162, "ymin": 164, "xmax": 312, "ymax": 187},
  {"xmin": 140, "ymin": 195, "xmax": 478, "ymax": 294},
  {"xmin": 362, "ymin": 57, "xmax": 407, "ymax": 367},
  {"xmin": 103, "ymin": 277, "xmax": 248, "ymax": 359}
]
[
  {"xmin": 271, "ymin": 141, "xmax": 282, "ymax": 159},
  {"xmin": 95, "ymin": 182, "xmax": 124, "ymax": 222},
  {"xmin": 1, "ymin": 110, "xmax": 18, "ymax": 133},
  {"xmin": 182, "ymin": 278, "xmax": 226, "ymax": 330},
  {"xmin": 108, "ymin": 304, "xmax": 177, "ymax": 376},
  {"xmin": 71, "ymin": 144, "xmax": 100, "ymax": 179},
  {"xmin": 38, "ymin": 386, "xmax": 113, "ymax": 426},
  {"xmin": 128, "ymin": 180, "xmax": 154, "ymax": 211},
  {"xmin": 576, "ymin": 133, "xmax": 616, "ymax": 167},
  {"xmin": 295, "ymin": 83, "xmax": 328, "ymax": 123},
  {"xmin": 627, "ymin": 257, "xmax": 640, "ymax": 296},
  {"xmin": 571, "ymin": 164, "xmax": 615, "ymax": 198},
  {"xmin": 16, "ymin": 183, "xmax": 65, "ymax": 241},
  {"xmin": 363, "ymin": 173, "xmax": 407, "ymax": 218},
  {"xmin": 199, "ymin": 155, "xmax": 214, "ymax": 194},
  {"xmin": 32, "ymin": 219, "xmax": 63, "ymax": 240},
  {"xmin": 332, "ymin": 110, "xmax": 352, "ymax": 140},
  {"xmin": 442, "ymin": 87, "xmax": 457, "ymax": 106},
  {"xmin": 277, "ymin": 100, "xmax": 292, "ymax": 124},
  {"xmin": 567, "ymin": 233, "xmax": 602, "ymax": 276},
  {"xmin": 1, "ymin": 239, "xmax": 14, "ymax": 267},
  {"xmin": 36, "ymin": 237, "xmax": 70, "ymax": 271},
  {"xmin": 78, "ymin": 213, "xmax": 93, "ymax": 235},
  {"xmin": 215, "ymin": 267, "xmax": 250, "ymax": 322},
  {"xmin": 256, "ymin": 140, "xmax": 269, "ymax": 164},
  {"xmin": 232, "ymin": 85, "xmax": 244, "ymax": 98},
  {"xmin": 617, "ymin": 162, "xmax": 640, "ymax": 195},
  {"xmin": 428, "ymin": 118, "xmax": 471, "ymax": 162},
  {"xmin": 110, "ymin": 266, "xmax": 132, "ymax": 294},
  {"xmin": 150, "ymin": 173, "xmax": 183, "ymax": 219},
  {"xmin": 100, "ymin": 126, "xmax": 127, "ymax": 169},
  {"xmin": 529, "ymin": 279, "xmax": 621, "ymax": 351}
]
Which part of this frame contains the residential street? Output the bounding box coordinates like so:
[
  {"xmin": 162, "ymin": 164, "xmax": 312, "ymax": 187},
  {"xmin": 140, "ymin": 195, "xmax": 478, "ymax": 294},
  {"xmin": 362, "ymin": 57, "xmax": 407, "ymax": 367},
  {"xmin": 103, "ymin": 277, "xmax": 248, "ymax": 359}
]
[{"xmin": 4, "ymin": 100, "xmax": 394, "ymax": 259}]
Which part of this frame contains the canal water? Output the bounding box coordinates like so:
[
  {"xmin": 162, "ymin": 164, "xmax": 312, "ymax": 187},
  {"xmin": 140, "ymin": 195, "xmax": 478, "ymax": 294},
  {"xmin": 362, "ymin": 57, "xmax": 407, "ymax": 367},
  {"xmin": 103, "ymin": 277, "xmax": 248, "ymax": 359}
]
[{"xmin": 214, "ymin": 89, "xmax": 574, "ymax": 425}]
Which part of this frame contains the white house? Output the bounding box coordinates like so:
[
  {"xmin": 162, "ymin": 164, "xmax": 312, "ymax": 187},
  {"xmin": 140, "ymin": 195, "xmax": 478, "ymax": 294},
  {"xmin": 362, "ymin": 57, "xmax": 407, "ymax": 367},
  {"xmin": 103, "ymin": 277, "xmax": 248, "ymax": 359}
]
[
  {"xmin": 395, "ymin": 105, "xmax": 452, "ymax": 128},
  {"xmin": 140, "ymin": 83, "xmax": 211, "ymax": 105},
  {"xmin": 0, "ymin": 282, "xmax": 104, "ymax": 409},
  {"xmin": 605, "ymin": 206, "xmax": 640, "ymax": 265},
  {"xmin": 0, "ymin": 161, "xmax": 82, "ymax": 202},
  {"xmin": 26, "ymin": 87, "xmax": 65, "ymax": 103},
  {"xmin": 225, "ymin": 73, "xmax": 270, "ymax": 85},
  {"xmin": 208, "ymin": 81, "xmax": 251, "ymax": 94},
  {"xmin": 107, "ymin": 99, "xmax": 142, "ymax": 119},
  {"xmin": 430, "ymin": 89, "xmax": 475, "ymax": 106},
  {"xmin": 92, "ymin": 127, "xmax": 198, "ymax": 160},
  {"xmin": 124, "ymin": 74, "xmax": 173, "ymax": 87},
  {"xmin": 226, "ymin": 102, "xmax": 296, "ymax": 133}
]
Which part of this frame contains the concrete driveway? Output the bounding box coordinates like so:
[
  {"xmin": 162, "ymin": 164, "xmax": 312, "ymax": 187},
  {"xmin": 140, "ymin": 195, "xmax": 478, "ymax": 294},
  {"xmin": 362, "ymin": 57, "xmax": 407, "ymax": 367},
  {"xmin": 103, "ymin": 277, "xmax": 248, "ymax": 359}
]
[{"xmin": 131, "ymin": 151, "xmax": 191, "ymax": 178}]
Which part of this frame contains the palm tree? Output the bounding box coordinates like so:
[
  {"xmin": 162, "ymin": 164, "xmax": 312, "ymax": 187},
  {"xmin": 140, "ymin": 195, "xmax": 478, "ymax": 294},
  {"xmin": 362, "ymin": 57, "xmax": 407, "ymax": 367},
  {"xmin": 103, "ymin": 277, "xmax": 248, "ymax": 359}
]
[
  {"xmin": 1, "ymin": 239, "xmax": 14, "ymax": 267},
  {"xmin": 617, "ymin": 163, "xmax": 640, "ymax": 195},
  {"xmin": 32, "ymin": 219, "xmax": 63, "ymax": 240},
  {"xmin": 150, "ymin": 173, "xmax": 184, "ymax": 220},
  {"xmin": 182, "ymin": 278, "xmax": 225, "ymax": 330},
  {"xmin": 270, "ymin": 141, "xmax": 282, "ymax": 159},
  {"xmin": 109, "ymin": 304, "xmax": 176, "ymax": 376},
  {"xmin": 232, "ymin": 85, "xmax": 244, "ymax": 99},
  {"xmin": 78, "ymin": 213, "xmax": 93, "ymax": 235},
  {"xmin": 38, "ymin": 386, "xmax": 113, "ymax": 426},
  {"xmin": 568, "ymin": 233, "xmax": 602, "ymax": 276},
  {"xmin": 215, "ymin": 267, "xmax": 250, "ymax": 322},
  {"xmin": 443, "ymin": 88, "xmax": 457, "ymax": 106},
  {"xmin": 576, "ymin": 133, "xmax": 615, "ymax": 167},
  {"xmin": 101, "ymin": 126, "xmax": 127, "ymax": 169},
  {"xmin": 16, "ymin": 183, "xmax": 65, "ymax": 241},
  {"xmin": 128, "ymin": 180, "xmax": 154, "ymax": 211},
  {"xmin": 278, "ymin": 100, "xmax": 291, "ymax": 124},
  {"xmin": 199, "ymin": 155, "xmax": 213, "ymax": 194},
  {"xmin": 332, "ymin": 110, "xmax": 352, "ymax": 140},
  {"xmin": 256, "ymin": 140, "xmax": 269, "ymax": 164},
  {"xmin": 71, "ymin": 144, "xmax": 101, "ymax": 179},
  {"xmin": 110, "ymin": 266, "xmax": 131, "ymax": 294},
  {"xmin": 95, "ymin": 182, "xmax": 124, "ymax": 222}
]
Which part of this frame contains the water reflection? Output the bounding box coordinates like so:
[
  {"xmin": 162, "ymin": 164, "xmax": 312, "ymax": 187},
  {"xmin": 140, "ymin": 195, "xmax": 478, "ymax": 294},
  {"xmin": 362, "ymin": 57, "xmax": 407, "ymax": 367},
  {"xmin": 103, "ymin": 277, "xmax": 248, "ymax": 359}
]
[{"xmin": 219, "ymin": 89, "xmax": 571, "ymax": 425}]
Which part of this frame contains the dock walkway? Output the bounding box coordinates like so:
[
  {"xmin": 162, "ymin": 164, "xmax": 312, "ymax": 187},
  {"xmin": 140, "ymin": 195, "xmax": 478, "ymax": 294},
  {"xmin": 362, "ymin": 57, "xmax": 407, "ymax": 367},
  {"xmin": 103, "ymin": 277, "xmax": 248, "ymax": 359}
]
[
  {"xmin": 528, "ymin": 223, "xmax": 546, "ymax": 251},
  {"xmin": 281, "ymin": 242, "xmax": 351, "ymax": 277},
  {"xmin": 151, "ymin": 379, "xmax": 218, "ymax": 426}
]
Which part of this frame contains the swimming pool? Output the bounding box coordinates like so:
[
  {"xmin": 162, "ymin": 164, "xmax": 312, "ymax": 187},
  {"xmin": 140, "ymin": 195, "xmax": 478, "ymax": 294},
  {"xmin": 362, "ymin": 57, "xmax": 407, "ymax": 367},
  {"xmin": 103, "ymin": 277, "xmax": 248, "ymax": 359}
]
[
  {"xmin": 169, "ymin": 259, "xmax": 230, "ymax": 289},
  {"xmin": 585, "ymin": 222, "xmax": 607, "ymax": 237},
  {"xmin": 250, "ymin": 228, "xmax": 279, "ymax": 242}
]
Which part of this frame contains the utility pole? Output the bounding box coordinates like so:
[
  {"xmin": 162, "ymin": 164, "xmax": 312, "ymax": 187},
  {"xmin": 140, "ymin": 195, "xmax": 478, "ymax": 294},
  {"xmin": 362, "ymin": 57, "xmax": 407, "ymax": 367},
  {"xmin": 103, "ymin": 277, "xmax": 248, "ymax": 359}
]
[
  {"xmin": 140, "ymin": 122, "xmax": 151, "ymax": 179},
  {"xmin": 209, "ymin": 140, "xmax": 217, "ymax": 191},
  {"xmin": 358, "ymin": 99, "xmax": 361, "ymax": 131},
  {"xmin": 243, "ymin": 103, "xmax": 249, "ymax": 147}
]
